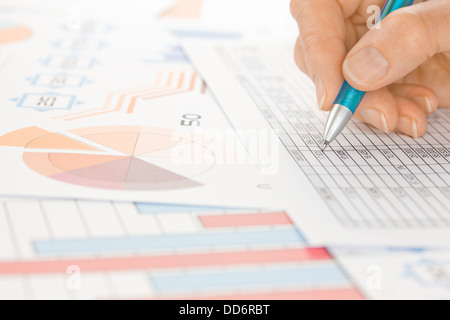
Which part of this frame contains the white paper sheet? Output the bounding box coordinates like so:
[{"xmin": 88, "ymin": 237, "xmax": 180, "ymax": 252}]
[
  {"xmin": 0, "ymin": 11, "xmax": 280, "ymax": 208},
  {"xmin": 0, "ymin": 197, "xmax": 361, "ymax": 300},
  {"xmin": 183, "ymin": 41, "xmax": 450, "ymax": 246},
  {"xmin": 332, "ymin": 247, "xmax": 450, "ymax": 300}
]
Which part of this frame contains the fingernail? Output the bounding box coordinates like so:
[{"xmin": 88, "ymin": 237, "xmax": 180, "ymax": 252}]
[
  {"xmin": 315, "ymin": 76, "xmax": 326, "ymax": 110},
  {"xmin": 397, "ymin": 116, "xmax": 418, "ymax": 138},
  {"xmin": 425, "ymin": 97, "xmax": 432, "ymax": 113},
  {"xmin": 343, "ymin": 47, "xmax": 389, "ymax": 86},
  {"xmin": 360, "ymin": 108, "xmax": 389, "ymax": 133},
  {"xmin": 411, "ymin": 96, "xmax": 433, "ymax": 113}
]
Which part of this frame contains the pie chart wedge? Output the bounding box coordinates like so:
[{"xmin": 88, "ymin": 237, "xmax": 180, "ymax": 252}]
[{"xmin": 0, "ymin": 24, "xmax": 31, "ymax": 44}]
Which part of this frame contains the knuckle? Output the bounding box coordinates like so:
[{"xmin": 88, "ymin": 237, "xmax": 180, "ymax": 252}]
[
  {"xmin": 289, "ymin": 0, "xmax": 300, "ymax": 19},
  {"xmin": 289, "ymin": 0, "xmax": 296, "ymax": 17},
  {"xmin": 290, "ymin": 0, "xmax": 308, "ymax": 21},
  {"xmin": 293, "ymin": 37, "xmax": 308, "ymax": 72},
  {"xmin": 302, "ymin": 36, "xmax": 322, "ymax": 60},
  {"xmin": 294, "ymin": 36, "xmax": 303, "ymax": 53},
  {"xmin": 386, "ymin": 10, "xmax": 434, "ymax": 58},
  {"xmin": 301, "ymin": 32, "xmax": 331, "ymax": 60}
]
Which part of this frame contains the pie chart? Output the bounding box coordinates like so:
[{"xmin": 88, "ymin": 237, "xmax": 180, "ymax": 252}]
[{"xmin": 0, "ymin": 126, "xmax": 214, "ymax": 191}]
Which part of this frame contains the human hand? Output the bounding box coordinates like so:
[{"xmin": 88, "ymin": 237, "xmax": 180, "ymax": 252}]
[{"xmin": 290, "ymin": 0, "xmax": 450, "ymax": 138}]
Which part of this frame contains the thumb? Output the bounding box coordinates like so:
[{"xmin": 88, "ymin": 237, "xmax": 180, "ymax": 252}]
[{"xmin": 342, "ymin": 0, "xmax": 450, "ymax": 91}]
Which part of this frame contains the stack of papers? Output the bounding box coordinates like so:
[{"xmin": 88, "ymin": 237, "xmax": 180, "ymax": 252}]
[{"xmin": 0, "ymin": 0, "xmax": 448, "ymax": 300}]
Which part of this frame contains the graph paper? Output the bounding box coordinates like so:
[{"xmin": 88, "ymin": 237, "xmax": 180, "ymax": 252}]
[{"xmin": 184, "ymin": 41, "xmax": 450, "ymax": 246}]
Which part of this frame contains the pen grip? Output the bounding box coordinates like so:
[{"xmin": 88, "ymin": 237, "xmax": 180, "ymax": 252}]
[{"xmin": 333, "ymin": 81, "xmax": 365, "ymax": 114}]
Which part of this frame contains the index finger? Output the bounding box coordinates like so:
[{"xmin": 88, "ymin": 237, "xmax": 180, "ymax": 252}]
[{"xmin": 290, "ymin": 0, "xmax": 348, "ymax": 110}]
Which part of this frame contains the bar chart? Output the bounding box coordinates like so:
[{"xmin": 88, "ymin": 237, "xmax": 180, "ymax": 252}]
[{"xmin": 0, "ymin": 199, "xmax": 362, "ymax": 299}]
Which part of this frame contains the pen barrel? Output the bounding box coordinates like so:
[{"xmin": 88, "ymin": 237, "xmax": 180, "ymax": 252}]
[
  {"xmin": 333, "ymin": 81, "xmax": 365, "ymax": 114},
  {"xmin": 379, "ymin": 0, "xmax": 415, "ymax": 20},
  {"xmin": 324, "ymin": 0, "xmax": 415, "ymax": 145}
]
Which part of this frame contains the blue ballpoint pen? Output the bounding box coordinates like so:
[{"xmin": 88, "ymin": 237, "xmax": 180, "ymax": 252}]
[{"xmin": 321, "ymin": 0, "xmax": 415, "ymax": 151}]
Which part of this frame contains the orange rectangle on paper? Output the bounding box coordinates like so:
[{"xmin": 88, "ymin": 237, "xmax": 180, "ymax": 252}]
[
  {"xmin": 199, "ymin": 212, "xmax": 293, "ymax": 228},
  {"xmin": 174, "ymin": 287, "xmax": 364, "ymax": 300},
  {"xmin": 0, "ymin": 248, "xmax": 330, "ymax": 275}
]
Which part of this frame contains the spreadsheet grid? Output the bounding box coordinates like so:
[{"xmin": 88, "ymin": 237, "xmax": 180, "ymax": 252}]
[{"xmin": 220, "ymin": 45, "xmax": 450, "ymax": 229}]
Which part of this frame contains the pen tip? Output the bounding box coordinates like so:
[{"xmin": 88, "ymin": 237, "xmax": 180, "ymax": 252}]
[{"xmin": 321, "ymin": 141, "xmax": 329, "ymax": 151}]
